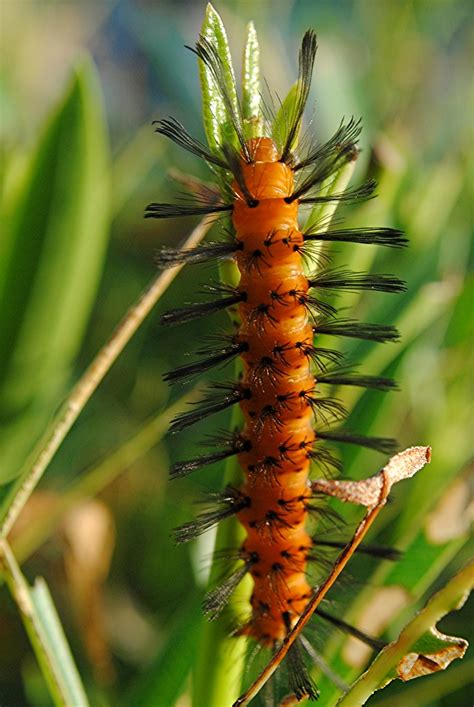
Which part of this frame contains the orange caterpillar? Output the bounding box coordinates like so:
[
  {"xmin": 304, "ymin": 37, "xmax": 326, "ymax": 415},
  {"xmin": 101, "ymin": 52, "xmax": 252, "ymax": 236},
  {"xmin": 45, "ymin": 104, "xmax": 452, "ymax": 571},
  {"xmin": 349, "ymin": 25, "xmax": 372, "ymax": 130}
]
[
  {"xmin": 147, "ymin": 29, "xmax": 407, "ymax": 700},
  {"xmin": 233, "ymin": 137, "xmax": 314, "ymax": 644}
]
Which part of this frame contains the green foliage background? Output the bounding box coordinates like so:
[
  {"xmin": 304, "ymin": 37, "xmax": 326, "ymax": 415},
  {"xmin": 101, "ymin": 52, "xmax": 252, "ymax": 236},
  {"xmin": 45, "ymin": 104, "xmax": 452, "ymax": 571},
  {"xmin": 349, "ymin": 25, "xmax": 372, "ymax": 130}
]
[{"xmin": 0, "ymin": 1, "xmax": 472, "ymax": 706}]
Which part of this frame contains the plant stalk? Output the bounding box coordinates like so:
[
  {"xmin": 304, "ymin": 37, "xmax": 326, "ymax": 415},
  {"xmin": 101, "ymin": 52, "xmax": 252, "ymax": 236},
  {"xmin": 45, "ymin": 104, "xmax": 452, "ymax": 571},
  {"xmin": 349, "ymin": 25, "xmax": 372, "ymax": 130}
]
[
  {"xmin": 0, "ymin": 539, "xmax": 89, "ymax": 706},
  {"xmin": 0, "ymin": 217, "xmax": 213, "ymax": 538}
]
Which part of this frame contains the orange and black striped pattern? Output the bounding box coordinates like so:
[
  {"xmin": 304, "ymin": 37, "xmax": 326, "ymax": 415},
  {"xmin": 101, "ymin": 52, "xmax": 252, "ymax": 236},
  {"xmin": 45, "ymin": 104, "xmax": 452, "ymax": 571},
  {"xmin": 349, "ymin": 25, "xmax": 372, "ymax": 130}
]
[{"xmin": 146, "ymin": 27, "xmax": 407, "ymax": 699}]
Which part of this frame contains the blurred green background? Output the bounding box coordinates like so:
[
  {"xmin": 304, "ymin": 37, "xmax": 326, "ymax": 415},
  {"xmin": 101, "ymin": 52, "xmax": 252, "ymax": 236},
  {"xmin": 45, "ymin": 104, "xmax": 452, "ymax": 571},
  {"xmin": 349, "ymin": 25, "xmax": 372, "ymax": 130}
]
[{"xmin": 0, "ymin": 1, "xmax": 472, "ymax": 706}]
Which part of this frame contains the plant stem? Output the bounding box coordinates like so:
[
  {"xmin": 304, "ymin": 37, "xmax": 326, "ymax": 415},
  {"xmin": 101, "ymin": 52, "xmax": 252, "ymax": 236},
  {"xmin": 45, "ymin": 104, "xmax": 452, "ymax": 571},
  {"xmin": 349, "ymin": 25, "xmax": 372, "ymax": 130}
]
[
  {"xmin": 0, "ymin": 217, "xmax": 213, "ymax": 538},
  {"xmin": 234, "ymin": 485, "xmax": 390, "ymax": 706},
  {"xmin": 192, "ymin": 232, "xmax": 250, "ymax": 705},
  {"xmin": 234, "ymin": 447, "xmax": 432, "ymax": 706},
  {"xmin": 0, "ymin": 539, "xmax": 89, "ymax": 706},
  {"xmin": 192, "ymin": 415, "xmax": 250, "ymax": 707}
]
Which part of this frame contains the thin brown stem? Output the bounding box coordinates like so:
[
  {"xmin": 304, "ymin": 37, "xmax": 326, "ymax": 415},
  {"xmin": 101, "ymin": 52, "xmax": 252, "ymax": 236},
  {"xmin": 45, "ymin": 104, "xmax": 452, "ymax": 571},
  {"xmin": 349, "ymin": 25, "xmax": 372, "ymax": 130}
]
[
  {"xmin": 1, "ymin": 217, "xmax": 213, "ymax": 539},
  {"xmin": 233, "ymin": 447, "xmax": 431, "ymax": 706},
  {"xmin": 233, "ymin": 492, "xmax": 388, "ymax": 706}
]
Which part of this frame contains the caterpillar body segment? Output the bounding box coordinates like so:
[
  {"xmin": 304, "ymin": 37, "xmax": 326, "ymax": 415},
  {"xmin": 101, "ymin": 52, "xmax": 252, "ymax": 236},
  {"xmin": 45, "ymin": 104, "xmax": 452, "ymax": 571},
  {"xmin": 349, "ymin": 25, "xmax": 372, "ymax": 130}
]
[{"xmin": 227, "ymin": 136, "xmax": 314, "ymax": 644}]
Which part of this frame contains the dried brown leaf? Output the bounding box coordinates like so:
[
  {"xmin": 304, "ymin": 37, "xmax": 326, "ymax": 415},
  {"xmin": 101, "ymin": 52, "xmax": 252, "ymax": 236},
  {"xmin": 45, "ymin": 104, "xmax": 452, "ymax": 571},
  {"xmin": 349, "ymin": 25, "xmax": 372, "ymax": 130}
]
[
  {"xmin": 313, "ymin": 446, "xmax": 431, "ymax": 507},
  {"xmin": 397, "ymin": 626, "xmax": 468, "ymax": 681}
]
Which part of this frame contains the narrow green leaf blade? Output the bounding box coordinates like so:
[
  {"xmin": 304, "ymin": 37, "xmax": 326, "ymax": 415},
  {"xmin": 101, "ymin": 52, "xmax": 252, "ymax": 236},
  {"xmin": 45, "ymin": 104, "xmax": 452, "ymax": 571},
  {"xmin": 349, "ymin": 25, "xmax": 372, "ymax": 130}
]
[
  {"xmin": 242, "ymin": 22, "xmax": 262, "ymax": 138},
  {"xmin": 272, "ymin": 81, "xmax": 300, "ymax": 151},
  {"xmin": 30, "ymin": 578, "xmax": 90, "ymax": 707},
  {"xmin": 199, "ymin": 3, "xmax": 239, "ymax": 153},
  {"xmin": 337, "ymin": 563, "xmax": 472, "ymax": 705},
  {"xmin": 1, "ymin": 541, "xmax": 89, "ymax": 707},
  {"xmin": 0, "ymin": 56, "xmax": 110, "ymax": 486},
  {"xmin": 192, "ymin": 256, "xmax": 249, "ymax": 707}
]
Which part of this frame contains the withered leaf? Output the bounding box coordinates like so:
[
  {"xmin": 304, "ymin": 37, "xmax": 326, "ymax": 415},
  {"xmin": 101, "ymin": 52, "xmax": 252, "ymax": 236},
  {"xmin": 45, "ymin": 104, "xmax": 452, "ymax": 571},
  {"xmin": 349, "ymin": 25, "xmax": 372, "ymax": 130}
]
[
  {"xmin": 313, "ymin": 446, "xmax": 431, "ymax": 507},
  {"xmin": 396, "ymin": 625, "xmax": 468, "ymax": 681}
]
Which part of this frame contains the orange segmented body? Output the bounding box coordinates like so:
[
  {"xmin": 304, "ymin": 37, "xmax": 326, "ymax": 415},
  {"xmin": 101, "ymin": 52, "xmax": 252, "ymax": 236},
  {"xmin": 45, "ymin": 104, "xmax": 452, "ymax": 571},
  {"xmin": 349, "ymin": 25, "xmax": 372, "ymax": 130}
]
[
  {"xmin": 233, "ymin": 138, "xmax": 313, "ymax": 643},
  {"xmin": 149, "ymin": 25, "xmax": 407, "ymax": 700}
]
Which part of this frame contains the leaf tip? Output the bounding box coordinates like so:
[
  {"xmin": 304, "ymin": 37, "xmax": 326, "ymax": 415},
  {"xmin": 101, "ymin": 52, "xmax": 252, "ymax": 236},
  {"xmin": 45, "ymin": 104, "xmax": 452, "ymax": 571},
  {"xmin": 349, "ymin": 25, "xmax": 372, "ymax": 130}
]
[
  {"xmin": 246, "ymin": 20, "xmax": 257, "ymax": 36},
  {"xmin": 204, "ymin": 2, "xmax": 223, "ymax": 26}
]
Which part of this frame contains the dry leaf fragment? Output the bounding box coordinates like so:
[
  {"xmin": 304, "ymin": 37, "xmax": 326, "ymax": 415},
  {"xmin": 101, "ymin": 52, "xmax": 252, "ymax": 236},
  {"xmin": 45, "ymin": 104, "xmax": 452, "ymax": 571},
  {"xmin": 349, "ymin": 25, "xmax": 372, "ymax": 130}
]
[
  {"xmin": 397, "ymin": 626, "xmax": 468, "ymax": 681},
  {"xmin": 313, "ymin": 446, "xmax": 431, "ymax": 507}
]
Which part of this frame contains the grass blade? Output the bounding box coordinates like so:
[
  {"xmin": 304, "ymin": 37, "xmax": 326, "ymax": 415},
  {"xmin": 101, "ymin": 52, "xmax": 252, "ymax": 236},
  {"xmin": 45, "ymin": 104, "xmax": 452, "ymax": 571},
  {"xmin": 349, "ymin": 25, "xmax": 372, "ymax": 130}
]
[
  {"xmin": 337, "ymin": 562, "xmax": 473, "ymax": 705},
  {"xmin": 0, "ymin": 57, "xmax": 110, "ymax": 486},
  {"xmin": 242, "ymin": 21, "xmax": 262, "ymax": 137},
  {"xmin": 0, "ymin": 217, "xmax": 212, "ymax": 539},
  {"xmin": 0, "ymin": 540, "xmax": 89, "ymax": 707},
  {"xmin": 199, "ymin": 3, "xmax": 239, "ymax": 154}
]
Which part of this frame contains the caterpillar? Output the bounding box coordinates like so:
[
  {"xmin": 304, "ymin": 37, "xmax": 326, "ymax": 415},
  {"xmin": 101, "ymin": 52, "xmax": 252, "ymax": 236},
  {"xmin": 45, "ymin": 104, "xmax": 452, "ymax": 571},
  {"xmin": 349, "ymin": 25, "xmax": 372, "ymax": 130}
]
[{"xmin": 147, "ymin": 12, "xmax": 407, "ymax": 705}]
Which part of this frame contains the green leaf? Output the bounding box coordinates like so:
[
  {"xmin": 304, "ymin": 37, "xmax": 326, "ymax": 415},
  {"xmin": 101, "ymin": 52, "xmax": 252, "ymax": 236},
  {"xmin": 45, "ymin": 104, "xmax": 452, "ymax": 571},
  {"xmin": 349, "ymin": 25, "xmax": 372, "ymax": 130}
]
[
  {"xmin": 301, "ymin": 157, "xmax": 358, "ymax": 267},
  {"xmin": 199, "ymin": 3, "xmax": 239, "ymax": 154},
  {"xmin": 0, "ymin": 57, "xmax": 110, "ymax": 485},
  {"xmin": 1, "ymin": 540, "xmax": 89, "ymax": 707},
  {"xmin": 369, "ymin": 660, "xmax": 474, "ymax": 706},
  {"xmin": 0, "ymin": 220, "xmax": 213, "ymax": 540},
  {"xmin": 337, "ymin": 562, "xmax": 472, "ymax": 705},
  {"xmin": 272, "ymin": 81, "xmax": 300, "ymax": 150},
  {"xmin": 242, "ymin": 22, "xmax": 262, "ymax": 138}
]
